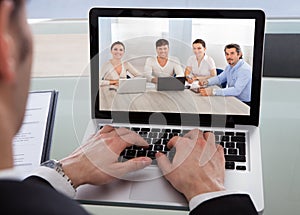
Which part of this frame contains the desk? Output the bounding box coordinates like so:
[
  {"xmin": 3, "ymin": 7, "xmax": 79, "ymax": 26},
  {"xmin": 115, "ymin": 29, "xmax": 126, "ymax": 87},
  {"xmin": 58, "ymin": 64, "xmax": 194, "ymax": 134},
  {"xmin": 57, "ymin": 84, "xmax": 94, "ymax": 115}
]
[
  {"xmin": 100, "ymin": 85, "xmax": 250, "ymax": 115},
  {"xmin": 30, "ymin": 77, "xmax": 300, "ymax": 215}
]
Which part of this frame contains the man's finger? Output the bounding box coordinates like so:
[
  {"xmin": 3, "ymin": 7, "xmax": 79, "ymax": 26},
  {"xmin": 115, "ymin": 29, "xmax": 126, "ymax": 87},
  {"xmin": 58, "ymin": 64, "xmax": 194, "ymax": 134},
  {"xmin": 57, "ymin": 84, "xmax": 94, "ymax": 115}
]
[
  {"xmin": 98, "ymin": 125, "xmax": 115, "ymax": 134},
  {"xmin": 216, "ymin": 144, "xmax": 225, "ymax": 160},
  {"xmin": 156, "ymin": 152, "xmax": 172, "ymax": 176},
  {"xmin": 115, "ymin": 157, "xmax": 152, "ymax": 176},
  {"xmin": 184, "ymin": 129, "xmax": 202, "ymax": 140},
  {"xmin": 118, "ymin": 129, "xmax": 148, "ymax": 147},
  {"xmin": 203, "ymin": 132, "xmax": 215, "ymax": 143},
  {"xmin": 167, "ymin": 136, "xmax": 182, "ymax": 150}
]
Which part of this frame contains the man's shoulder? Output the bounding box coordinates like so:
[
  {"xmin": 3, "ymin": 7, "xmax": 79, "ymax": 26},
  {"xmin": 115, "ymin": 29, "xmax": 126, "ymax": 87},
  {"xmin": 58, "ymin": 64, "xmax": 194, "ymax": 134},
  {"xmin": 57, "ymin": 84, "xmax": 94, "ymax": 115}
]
[
  {"xmin": 238, "ymin": 60, "xmax": 252, "ymax": 75},
  {"xmin": 0, "ymin": 179, "xmax": 89, "ymax": 215},
  {"xmin": 146, "ymin": 56, "xmax": 156, "ymax": 60},
  {"xmin": 145, "ymin": 56, "xmax": 156, "ymax": 64},
  {"xmin": 240, "ymin": 60, "xmax": 252, "ymax": 70},
  {"xmin": 168, "ymin": 56, "xmax": 181, "ymax": 64}
]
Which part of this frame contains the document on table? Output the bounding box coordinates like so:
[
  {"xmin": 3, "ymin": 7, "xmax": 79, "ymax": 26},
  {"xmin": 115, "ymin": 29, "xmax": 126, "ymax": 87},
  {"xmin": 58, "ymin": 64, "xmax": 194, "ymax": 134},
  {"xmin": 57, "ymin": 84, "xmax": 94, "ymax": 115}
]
[{"xmin": 12, "ymin": 91, "xmax": 58, "ymax": 178}]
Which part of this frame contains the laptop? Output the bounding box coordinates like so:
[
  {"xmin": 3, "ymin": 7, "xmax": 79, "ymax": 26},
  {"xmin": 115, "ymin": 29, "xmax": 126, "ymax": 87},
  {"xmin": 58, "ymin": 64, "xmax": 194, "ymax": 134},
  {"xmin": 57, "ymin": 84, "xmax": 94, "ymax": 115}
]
[
  {"xmin": 117, "ymin": 78, "xmax": 147, "ymax": 94},
  {"xmin": 157, "ymin": 77, "xmax": 186, "ymax": 91},
  {"xmin": 77, "ymin": 8, "xmax": 265, "ymax": 212}
]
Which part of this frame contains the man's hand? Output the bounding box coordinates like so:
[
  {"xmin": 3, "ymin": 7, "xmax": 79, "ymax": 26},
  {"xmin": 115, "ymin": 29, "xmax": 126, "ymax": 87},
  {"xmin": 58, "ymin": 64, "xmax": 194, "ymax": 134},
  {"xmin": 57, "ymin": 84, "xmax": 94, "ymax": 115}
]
[
  {"xmin": 199, "ymin": 79, "xmax": 208, "ymax": 87},
  {"xmin": 110, "ymin": 80, "xmax": 119, "ymax": 86},
  {"xmin": 156, "ymin": 129, "xmax": 225, "ymax": 202},
  {"xmin": 200, "ymin": 87, "xmax": 213, "ymax": 96},
  {"xmin": 151, "ymin": 77, "xmax": 158, "ymax": 83},
  {"xmin": 60, "ymin": 126, "xmax": 152, "ymax": 188},
  {"xmin": 186, "ymin": 77, "xmax": 194, "ymax": 84}
]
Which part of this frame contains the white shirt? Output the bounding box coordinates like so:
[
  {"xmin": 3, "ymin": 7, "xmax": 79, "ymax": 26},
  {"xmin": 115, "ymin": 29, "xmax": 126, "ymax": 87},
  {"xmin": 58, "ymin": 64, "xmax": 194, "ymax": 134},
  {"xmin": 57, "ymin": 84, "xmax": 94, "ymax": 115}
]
[
  {"xmin": 186, "ymin": 54, "xmax": 216, "ymax": 77},
  {"xmin": 100, "ymin": 61, "xmax": 142, "ymax": 86},
  {"xmin": 144, "ymin": 56, "xmax": 184, "ymax": 82},
  {"xmin": 0, "ymin": 167, "xmax": 238, "ymax": 210},
  {"xmin": 0, "ymin": 167, "xmax": 76, "ymax": 198}
]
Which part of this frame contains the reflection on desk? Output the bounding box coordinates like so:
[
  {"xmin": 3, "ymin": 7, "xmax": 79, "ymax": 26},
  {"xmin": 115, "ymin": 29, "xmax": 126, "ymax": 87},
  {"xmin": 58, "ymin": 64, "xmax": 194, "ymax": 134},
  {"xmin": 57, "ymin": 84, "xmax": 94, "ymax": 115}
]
[{"xmin": 99, "ymin": 85, "xmax": 250, "ymax": 115}]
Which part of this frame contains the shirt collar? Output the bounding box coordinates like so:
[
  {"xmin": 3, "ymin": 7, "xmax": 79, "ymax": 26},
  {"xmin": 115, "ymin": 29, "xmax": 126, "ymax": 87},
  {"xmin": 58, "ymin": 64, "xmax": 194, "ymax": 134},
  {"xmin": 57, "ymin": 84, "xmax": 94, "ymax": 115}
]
[
  {"xmin": 230, "ymin": 59, "xmax": 244, "ymax": 71},
  {"xmin": 0, "ymin": 168, "xmax": 22, "ymax": 181}
]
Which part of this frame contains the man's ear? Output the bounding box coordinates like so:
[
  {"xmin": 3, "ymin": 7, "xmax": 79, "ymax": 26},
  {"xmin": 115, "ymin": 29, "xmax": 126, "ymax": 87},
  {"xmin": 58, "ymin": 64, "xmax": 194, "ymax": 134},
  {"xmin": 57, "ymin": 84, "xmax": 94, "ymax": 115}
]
[{"xmin": 0, "ymin": 0, "xmax": 16, "ymax": 83}]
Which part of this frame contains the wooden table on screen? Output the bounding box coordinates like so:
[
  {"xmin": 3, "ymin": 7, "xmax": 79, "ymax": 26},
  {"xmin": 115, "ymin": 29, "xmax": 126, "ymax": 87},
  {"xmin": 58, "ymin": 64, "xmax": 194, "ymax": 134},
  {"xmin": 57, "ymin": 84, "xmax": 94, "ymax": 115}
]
[{"xmin": 99, "ymin": 85, "xmax": 250, "ymax": 116}]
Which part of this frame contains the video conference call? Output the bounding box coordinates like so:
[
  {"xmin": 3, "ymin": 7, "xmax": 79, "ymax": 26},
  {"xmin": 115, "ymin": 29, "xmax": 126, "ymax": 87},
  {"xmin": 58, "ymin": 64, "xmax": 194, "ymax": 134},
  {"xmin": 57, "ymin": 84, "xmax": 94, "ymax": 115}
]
[{"xmin": 97, "ymin": 17, "xmax": 256, "ymax": 116}]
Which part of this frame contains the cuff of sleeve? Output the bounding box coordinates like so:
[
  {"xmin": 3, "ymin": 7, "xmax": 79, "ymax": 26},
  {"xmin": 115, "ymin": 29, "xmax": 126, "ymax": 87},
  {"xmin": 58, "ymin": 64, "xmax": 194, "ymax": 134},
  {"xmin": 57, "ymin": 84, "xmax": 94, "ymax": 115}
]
[
  {"xmin": 189, "ymin": 190, "xmax": 242, "ymax": 211},
  {"xmin": 30, "ymin": 166, "xmax": 76, "ymax": 198},
  {"xmin": 207, "ymin": 79, "xmax": 211, "ymax": 86},
  {"xmin": 0, "ymin": 168, "xmax": 23, "ymax": 181},
  {"xmin": 214, "ymin": 89, "xmax": 224, "ymax": 96}
]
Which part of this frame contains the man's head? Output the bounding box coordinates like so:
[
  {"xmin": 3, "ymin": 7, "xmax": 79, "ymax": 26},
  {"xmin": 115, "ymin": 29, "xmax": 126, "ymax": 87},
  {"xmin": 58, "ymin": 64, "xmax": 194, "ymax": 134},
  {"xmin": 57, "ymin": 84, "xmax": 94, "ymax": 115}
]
[
  {"xmin": 155, "ymin": 39, "xmax": 169, "ymax": 59},
  {"xmin": 224, "ymin": 43, "xmax": 243, "ymax": 66},
  {"xmin": 0, "ymin": 0, "xmax": 33, "ymax": 134}
]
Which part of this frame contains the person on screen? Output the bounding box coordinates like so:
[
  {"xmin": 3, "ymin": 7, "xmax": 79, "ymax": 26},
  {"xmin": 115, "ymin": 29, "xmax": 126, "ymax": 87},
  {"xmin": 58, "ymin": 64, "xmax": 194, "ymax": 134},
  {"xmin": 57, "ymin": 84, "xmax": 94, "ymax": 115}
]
[
  {"xmin": 99, "ymin": 41, "xmax": 142, "ymax": 86},
  {"xmin": 199, "ymin": 44, "xmax": 252, "ymax": 104},
  {"xmin": 144, "ymin": 39, "xmax": 184, "ymax": 83},
  {"xmin": 0, "ymin": 1, "xmax": 257, "ymax": 214},
  {"xmin": 185, "ymin": 39, "xmax": 217, "ymax": 83}
]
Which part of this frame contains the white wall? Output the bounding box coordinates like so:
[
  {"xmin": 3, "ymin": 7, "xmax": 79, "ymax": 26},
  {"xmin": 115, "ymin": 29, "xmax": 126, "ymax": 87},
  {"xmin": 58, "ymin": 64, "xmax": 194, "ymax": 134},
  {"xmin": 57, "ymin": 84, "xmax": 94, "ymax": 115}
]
[
  {"xmin": 26, "ymin": 0, "xmax": 300, "ymax": 19},
  {"xmin": 98, "ymin": 17, "xmax": 254, "ymax": 71}
]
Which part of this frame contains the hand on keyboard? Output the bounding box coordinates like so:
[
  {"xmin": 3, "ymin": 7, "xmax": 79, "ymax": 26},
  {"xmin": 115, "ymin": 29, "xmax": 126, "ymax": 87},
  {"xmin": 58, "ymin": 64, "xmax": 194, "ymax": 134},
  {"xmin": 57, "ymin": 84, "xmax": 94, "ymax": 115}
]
[
  {"xmin": 60, "ymin": 125, "xmax": 152, "ymax": 187},
  {"xmin": 155, "ymin": 129, "xmax": 225, "ymax": 202}
]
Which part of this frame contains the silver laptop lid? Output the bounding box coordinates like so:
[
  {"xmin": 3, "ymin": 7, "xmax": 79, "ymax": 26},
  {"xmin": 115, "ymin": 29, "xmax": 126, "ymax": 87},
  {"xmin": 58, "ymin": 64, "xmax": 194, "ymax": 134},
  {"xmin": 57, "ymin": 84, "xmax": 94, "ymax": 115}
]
[{"xmin": 117, "ymin": 78, "xmax": 147, "ymax": 94}]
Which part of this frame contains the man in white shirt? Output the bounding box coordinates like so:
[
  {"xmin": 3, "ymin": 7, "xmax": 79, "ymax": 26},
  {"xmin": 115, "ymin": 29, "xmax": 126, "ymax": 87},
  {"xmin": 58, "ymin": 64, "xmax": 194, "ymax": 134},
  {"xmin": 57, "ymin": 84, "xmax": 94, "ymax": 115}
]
[
  {"xmin": 0, "ymin": 1, "xmax": 257, "ymax": 214},
  {"xmin": 144, "ymin": 39, "xmax": 184, "ymax": 83}
]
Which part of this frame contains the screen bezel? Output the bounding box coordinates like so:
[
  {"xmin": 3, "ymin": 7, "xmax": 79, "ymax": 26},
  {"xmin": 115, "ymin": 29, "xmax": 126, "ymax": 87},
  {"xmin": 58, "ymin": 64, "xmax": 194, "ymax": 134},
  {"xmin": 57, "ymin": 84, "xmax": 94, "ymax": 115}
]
[{"xmin": 89, "ymin": 8, "xmax": 265, "ymax": 127}]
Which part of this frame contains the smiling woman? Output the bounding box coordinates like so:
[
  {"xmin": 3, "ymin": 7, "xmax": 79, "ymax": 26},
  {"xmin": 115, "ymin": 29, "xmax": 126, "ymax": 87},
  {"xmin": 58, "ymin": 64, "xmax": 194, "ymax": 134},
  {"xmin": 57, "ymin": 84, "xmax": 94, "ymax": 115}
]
[{"xmin": 99, "ymin": 41, "xmax": 142, "ymax": 86}]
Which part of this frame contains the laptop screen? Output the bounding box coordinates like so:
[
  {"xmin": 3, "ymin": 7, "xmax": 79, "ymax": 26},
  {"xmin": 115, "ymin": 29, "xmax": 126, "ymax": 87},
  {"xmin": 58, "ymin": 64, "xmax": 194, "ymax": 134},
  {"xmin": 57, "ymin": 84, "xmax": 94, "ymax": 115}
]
[{"xmin": 90, "ymin": 9, "xmax": 265, "ymax": 126}]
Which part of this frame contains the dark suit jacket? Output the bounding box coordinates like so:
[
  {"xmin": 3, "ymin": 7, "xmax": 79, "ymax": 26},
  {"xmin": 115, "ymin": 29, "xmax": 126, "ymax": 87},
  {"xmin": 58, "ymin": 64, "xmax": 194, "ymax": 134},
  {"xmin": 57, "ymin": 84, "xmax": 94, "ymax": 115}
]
[
  {"xmin": 0, "ymin": 177, "xmax": 258, "ymax": 215},
  {"xmin": 190, "ymin": 194, "xmax": 258, "ymax": 215},
  {"xmin": 0, "ymin": 177, "xmax": 89, "ymax": 215}
]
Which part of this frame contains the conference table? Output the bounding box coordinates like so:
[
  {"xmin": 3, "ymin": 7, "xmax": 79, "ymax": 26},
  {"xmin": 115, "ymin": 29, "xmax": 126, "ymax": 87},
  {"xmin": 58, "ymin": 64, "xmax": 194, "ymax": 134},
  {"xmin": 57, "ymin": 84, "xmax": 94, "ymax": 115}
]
[{"xmin": 99, "ymin": 84, "xmax": 250, "ymax": 115}]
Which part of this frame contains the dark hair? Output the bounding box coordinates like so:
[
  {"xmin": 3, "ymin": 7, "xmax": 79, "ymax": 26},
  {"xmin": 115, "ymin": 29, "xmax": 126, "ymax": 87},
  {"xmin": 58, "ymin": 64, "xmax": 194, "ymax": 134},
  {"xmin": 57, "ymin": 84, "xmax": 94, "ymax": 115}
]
[
  {"xmin": 0, "ymin": 0, "xmax": 29, "ymax": 62},
  {"xmin": 110, "ymin": 41, "xmax": 125, "ymax": 51},
  {"xmin": 0, "ymin": 0, "xmax": 22, "ymax": 21},
  {"xmin": 224, "ymin": 43, "xmax": 243, "ymax": 59},
  {"xmin": 156, "ymin": 39, "xmax": 169, "ymax": 48},
  {"xmin": 192, "ymin": 39, "xmax": 206, "ymax": 48}
]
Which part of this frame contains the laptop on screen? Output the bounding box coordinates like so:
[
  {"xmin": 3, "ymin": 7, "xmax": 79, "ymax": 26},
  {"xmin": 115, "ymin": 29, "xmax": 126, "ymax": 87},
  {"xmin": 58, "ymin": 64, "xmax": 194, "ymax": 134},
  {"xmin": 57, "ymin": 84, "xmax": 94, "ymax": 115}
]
[
  {"xmin": 77, "ymin": 8, "xmax": 265, "ymax": 212},
  {"xmin": 117, "ymin": 78, "xmax": 147, "ymax": 94},
  {"xmin": 157, "ymin": 77, "xmax": 186, "ymax": 91}
]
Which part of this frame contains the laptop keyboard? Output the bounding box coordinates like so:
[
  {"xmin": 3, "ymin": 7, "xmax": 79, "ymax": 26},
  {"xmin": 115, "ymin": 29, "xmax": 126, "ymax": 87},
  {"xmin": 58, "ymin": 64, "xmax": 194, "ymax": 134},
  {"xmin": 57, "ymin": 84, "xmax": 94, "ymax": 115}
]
[{"xmin": 100, "ymin": 126, "xmax": 247, "ymax": 171}]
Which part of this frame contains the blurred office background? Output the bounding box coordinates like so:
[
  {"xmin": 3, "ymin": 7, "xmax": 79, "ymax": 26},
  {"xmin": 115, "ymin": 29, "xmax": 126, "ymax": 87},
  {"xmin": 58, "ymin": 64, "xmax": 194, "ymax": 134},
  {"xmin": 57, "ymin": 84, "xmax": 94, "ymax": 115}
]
[{"xmin": 26, "ymin": 0, "xmax": 300, "ymax": 19}]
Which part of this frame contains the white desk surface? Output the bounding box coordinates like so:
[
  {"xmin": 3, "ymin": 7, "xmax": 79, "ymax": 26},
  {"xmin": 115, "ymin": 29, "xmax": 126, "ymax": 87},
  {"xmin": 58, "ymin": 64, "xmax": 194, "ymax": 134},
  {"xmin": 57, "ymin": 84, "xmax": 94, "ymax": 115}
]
[
  {"xmin": 30, "ymin": 76, "xmax": 300, "ymax": 215},
  {"xmin": 99, "ymin": 85, "xmax": 250, "ymax": 115}
]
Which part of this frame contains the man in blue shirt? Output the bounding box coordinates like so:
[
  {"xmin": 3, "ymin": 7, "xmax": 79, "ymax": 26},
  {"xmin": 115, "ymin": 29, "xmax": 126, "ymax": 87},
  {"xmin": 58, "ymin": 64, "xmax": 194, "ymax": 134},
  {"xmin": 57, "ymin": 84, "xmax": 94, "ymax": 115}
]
[{"xmin": 199, "ymin": 44, "xmax": 252, "ymax": 104}]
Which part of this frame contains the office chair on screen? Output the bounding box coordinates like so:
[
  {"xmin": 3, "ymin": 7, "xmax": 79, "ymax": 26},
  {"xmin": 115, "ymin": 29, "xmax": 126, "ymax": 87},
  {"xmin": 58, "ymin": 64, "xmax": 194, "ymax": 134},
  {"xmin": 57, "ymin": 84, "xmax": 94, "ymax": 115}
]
[{"xmin": 216, "ymin": 68, "xmax": 227, "ymax": 88}]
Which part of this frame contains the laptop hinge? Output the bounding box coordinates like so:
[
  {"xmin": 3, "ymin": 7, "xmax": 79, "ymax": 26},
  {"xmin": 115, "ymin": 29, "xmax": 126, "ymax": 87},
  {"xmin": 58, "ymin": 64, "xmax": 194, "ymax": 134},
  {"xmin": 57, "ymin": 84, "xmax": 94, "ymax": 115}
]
[
  {"xmin": 98, "ymin": 118, "xmax": 113, "ymax": 125},
  {"xmin": 225, "ymin": 117, "xmax": 235, "ymax": 128}
]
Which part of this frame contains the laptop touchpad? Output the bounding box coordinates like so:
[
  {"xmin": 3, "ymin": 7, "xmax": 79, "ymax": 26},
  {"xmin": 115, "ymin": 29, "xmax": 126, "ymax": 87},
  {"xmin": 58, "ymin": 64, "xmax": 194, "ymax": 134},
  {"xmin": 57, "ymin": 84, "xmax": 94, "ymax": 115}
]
[{"xmin": 129, "ymin": 175, "xmax": 187, "ymax": 204}]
